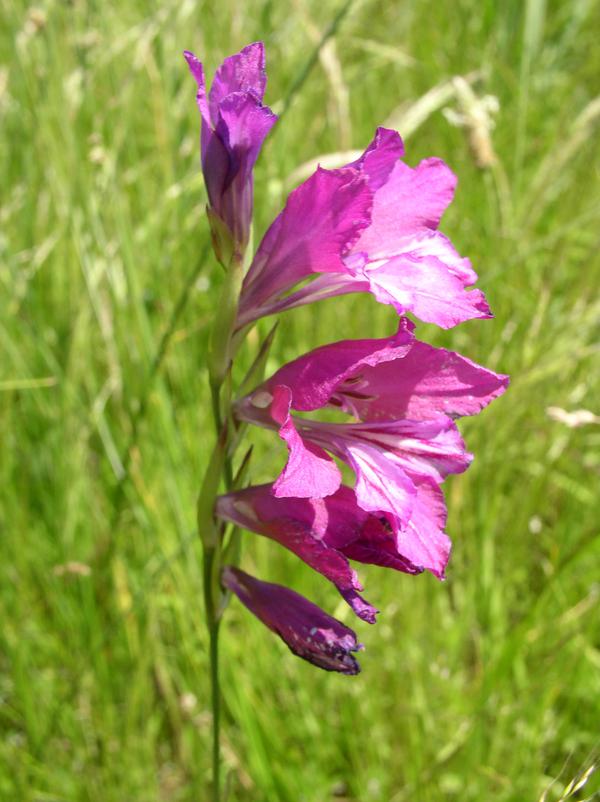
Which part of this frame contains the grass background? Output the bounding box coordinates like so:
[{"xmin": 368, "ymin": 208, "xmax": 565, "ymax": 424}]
[{"xmin": 1, "ymin": 0, "xmax": 599, "ymax": 800}]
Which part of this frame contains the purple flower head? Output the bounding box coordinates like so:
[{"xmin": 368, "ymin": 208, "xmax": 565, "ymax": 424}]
[
  {"xmin": 234, "ymin": 328, "xmax": 507, "ymax": 575},
  {"xmin": 222, "ymin": 566, "xmax": 362, "ymax": 674},
  {"xmin": 237, "ymin": 128, "xmax": 491, "ymax": 329},
  {"xmin": 239, "ymin": 387, "xmax": 466, "ymax": 574},
  {"xmin": 217, "ymin": 482, "xmax": 434, "ymax": 623},
  {"xmin": 184, "ymin": 43, "xmax": 276, "ymax": 259},
  {"xmin": 184, "ymin": 42, "xmax": 509, "ymax": 680},
  {"xmin": 216, "ymin": 481, "xmax": 455, "ymax": 610}
]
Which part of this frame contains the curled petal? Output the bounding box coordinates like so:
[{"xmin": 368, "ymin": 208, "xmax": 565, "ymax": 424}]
[
  {"xmin": 271, "ymin": 386, "xmax": 341, "ymax": 499},
  {"xmin": 217, "ymin": 483, "xmax": 422, "ymax": 574},
  {"xmin": 215, "ymin": 488, "xmax": 377, "ymax": 623},
  {"xmin": 222, "ymin": 566, "xmax": 362, "ymax": 674}
]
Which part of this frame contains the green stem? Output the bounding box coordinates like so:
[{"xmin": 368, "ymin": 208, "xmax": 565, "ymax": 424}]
[
  {"xmin": 202, "ymin": 251, "xmax": 244, "ymax": 800},
  {"xmin": 203, "ymin": 545, "xmax": 221, "ymax": 802},
  {"xmin": 209, "ymin": 621, "xmax": 221, "ymax": 802}
]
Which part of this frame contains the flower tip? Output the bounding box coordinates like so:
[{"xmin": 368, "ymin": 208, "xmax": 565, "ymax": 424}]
[
  {"xmin": 475, "ymin": 292, "xmax": 494, "ymax": 318},
  {"xmin": 244, "ymin": 40, "xmax": 266, "ymax": 57},
  {"xmin": 422, "ymin": 156, "xmax": 458, "ymax": 189},
  {"xmin": 183, "ymin": 50, "xmax": 204, "ymax": 85},
  {"xmin": 374, "ymin": 125, "xmax": 405, "ymax": 154}
]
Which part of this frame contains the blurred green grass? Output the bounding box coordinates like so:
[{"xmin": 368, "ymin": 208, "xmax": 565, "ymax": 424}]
[{"xmin": 1, "ymin": 0, "xmax": 599, "ymax": 800}]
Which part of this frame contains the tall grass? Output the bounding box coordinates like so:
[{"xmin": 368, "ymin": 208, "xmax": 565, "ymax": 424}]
[{"xmin": 1, "ymin": 1, "xmax": 599, "ymax": 800}]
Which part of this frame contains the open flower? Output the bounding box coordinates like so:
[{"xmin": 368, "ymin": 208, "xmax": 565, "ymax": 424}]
[
  {"xmin": 217, "ymin": 482, "xmax": 430, "ymax": 623},
  {"xmin": 234, "ymin": 326, "xmax": 507, "ymax": 571},
  {"xmin": 185, "ymin": 43, "xmax": 276, "ymax": 260},
  {"xmin": 238, "ymin": 384, "xmax": 468, "ymax": 565},
  {"xmin": 237, "ymin": 127, "xmax": 491, "ymax": 329},
  {"xmin": 217, "ymin": 480, "xmax": 452, "ymax": 606},
  {"xmin": 222, "ymin": 566, "xmax": 362, "ymax": 674}
]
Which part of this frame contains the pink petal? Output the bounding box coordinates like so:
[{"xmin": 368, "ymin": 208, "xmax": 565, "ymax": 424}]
[
  {"xmin": 239, "ymin": 166, "xmax": 372, "ymax": 323},
  {"xmin": 347, "ymin": 417, "xmax": 472, "ymax": 483},
  {"xmin": 262, "ymin": 318, "xmax": 414, "ymax": 412},
  {"xmin": 348, "ymin": 126, "xmax": 404, "ymax": 190},
  {"xmin": 337, "ymin": 339, "xmax": 509, "ymax": 422},
  {"xmin": 270, "ymin": 386, "xmax": 341, "ymax": 499},
  {"xmin": 341, "ymin": 440, "xmax": 416, "ymax": 527},
  {"xmin": 396, "ymin": 479, "xmax": 451, "ymax": 578},
  {"xmin": 361, "ymin": 254, "xmax": 492, "ymax": 329},
  {"xmin": 354, "ymin": 157, "xmax": 458, "ymax": 257},
  {"xmin": 303, "ymin": 415, "xmax": 470, "ymax": 498}
]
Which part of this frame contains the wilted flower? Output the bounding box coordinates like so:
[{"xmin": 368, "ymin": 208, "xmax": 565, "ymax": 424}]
[
  {"xmin": 222, "ymin": 566, "xmax": 362, "ymax": 674},
  {"xmin": 216, "ymin": 481, "xmax": 454, "ymax": 618}
]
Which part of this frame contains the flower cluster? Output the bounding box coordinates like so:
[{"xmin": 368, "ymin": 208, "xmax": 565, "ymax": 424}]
[{"xmin": 187, "ymin": 43, "xmax": 508, "ymax": 674}]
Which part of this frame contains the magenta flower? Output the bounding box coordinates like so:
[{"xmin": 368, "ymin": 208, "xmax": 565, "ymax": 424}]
[
  {"xmin": 216, "ymin": 482, "xmax": 450, "ymax": 617},
  {"xmin": 184, "ymin": 43, "xmax": 276, "ymax": 259},
  {"xmin": 234, "ymin": 325, "xmax": 508, "ymax": 575},
  {"xmin": 237, "ymin": 389, "xmax": 465, "ymax": 575},
  {"xmin": 237, "ymin": 128, "xmax": 491, "ymax": 329},
  {"xmin": 222, "ymin": 566, "xmax": 362, "ymax": 674}
]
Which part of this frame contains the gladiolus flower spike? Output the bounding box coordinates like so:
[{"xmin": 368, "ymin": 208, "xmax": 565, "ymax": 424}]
[{"xmin": 187, "ymin": 43, "xmax": 508, "ymax": 683}]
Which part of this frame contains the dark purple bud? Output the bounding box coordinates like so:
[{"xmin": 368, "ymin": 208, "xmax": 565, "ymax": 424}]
[{"xmin": 222, "ymin": 566, "xmax": 362, "ymax": 674}]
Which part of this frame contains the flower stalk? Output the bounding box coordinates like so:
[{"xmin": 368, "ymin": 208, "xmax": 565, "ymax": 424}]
[
  {"xmin": 204, "ymin": 550, "xmax": 222, "ymax": 802},
  {"xmin": 197, "ymin": 398, "xmax": 227, "ymax": 802},
  {"xmin": 184, "ymin": 39, "xmax": 507, "ymax": 800},
  {"xmin": 199, "ymin": 247, "xmax": 246, "ymax": 800}
]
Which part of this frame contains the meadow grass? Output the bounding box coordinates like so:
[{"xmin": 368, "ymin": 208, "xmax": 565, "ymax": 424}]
[{"xmin": 1, "ymin": 1, "xmax": 599, "ymax": 800}]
